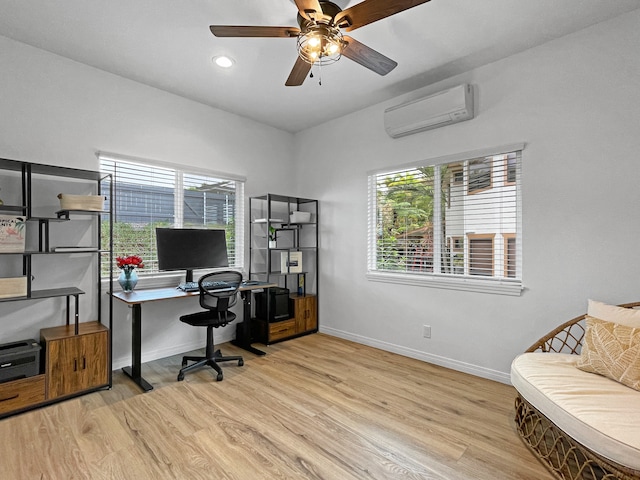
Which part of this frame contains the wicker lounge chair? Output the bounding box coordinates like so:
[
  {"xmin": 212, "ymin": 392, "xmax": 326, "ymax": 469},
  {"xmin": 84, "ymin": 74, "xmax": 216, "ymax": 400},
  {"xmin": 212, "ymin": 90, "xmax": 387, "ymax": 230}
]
[{"xmin": 514, "ymin": 301, "xmax": 640, "ymax": 480}]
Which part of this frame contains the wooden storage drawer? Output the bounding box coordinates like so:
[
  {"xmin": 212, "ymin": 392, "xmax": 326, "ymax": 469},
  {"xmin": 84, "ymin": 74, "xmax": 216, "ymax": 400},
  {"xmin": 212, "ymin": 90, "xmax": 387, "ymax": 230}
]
[
  {"xmin": 0, "ymin": 375, "xmax": 46, "ymax": 415},
  {"xmin": 269, "ymin": 319, "xmax": 297, "ymax": 342}
]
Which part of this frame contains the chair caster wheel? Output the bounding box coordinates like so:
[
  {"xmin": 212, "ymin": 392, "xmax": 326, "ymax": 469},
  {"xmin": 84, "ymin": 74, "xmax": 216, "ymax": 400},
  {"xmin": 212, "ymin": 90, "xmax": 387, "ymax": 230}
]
[
  {"xmin": 177, "ymin": 372, "xmax": 184, "ymax": 381},
  {"xmin": 216, "ymin": 373, "xmax": 223, "ymax": 381},
  {"xmin": 238, "ymin": 359, "xmax": 244, "ymax": 367}
]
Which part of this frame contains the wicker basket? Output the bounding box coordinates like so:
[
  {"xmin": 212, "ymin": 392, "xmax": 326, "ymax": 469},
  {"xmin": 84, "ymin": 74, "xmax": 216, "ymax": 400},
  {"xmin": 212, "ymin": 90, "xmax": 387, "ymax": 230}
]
[
  {"xmin": 57, "ymin": 193, "xmax": 105, "ymax": 211},
  {"xmin": 0, "ymin": 277, "xmax": 27, "ymax": 299}
]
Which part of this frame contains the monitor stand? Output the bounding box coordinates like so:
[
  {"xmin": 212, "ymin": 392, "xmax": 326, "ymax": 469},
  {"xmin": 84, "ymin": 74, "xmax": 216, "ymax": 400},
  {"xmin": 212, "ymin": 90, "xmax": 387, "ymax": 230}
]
[{"xmin": 185, "ymin": 269, "xmax": 194, "ymax": 283}]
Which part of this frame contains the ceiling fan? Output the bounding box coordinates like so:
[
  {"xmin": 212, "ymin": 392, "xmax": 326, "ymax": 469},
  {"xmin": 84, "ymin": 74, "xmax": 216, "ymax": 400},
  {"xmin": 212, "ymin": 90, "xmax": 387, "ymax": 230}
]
[{"xmin": 210, "ymin": 0, "xmax": 431, "ymax": 86}]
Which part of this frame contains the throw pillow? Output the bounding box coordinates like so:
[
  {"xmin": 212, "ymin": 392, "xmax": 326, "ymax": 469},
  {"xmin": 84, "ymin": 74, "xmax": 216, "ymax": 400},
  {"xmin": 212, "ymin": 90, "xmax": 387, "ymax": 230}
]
[
  {"xmin": 577, "ymin": 316, "xmax": 640, "ymax": 391},
  {"xmin": 587, "ymin": 299, "xmax": 640, "ymax": 328}
]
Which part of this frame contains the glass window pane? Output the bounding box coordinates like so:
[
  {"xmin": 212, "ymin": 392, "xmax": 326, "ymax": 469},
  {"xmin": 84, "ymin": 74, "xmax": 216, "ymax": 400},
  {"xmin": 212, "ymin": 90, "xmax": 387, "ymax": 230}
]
[
  {"xmin": 368, "ymin": 148, "xmax": 521, "ymax": 285},
  {"xmin": 100, "ymin": 157, "xmax": 243, "ymax": 277}
]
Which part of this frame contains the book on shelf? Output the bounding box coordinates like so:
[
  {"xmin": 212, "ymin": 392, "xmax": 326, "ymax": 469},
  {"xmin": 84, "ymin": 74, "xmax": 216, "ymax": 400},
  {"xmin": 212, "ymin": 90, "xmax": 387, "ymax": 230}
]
[
  {"xmin": 254, "ymin": 218, "xmax": 284, "ymax": 224},
  {"xmin": 0, "ymin": 216, "xmax": 26, "ymax": 253},
  {"xmin": 0, "ymin": 277, "xmax": 27, "ymax": 299},
  {"xmin": 52, "ymin": 246, "xmax": 99, "ymax": 252},
  {"xmin": 281, "ymin": 251, "xmax": 302, "ymax": 273}
]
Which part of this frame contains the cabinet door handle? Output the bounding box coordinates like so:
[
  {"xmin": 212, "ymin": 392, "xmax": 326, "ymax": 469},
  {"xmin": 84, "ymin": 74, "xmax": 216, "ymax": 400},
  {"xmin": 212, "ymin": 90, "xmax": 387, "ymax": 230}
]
[
  {"xmin": 0, "ymin": 394, "xmax": 19, "ymax": 403},
  {"xmin": 82, "ymin": 357, "xmax": 86, "ymax": 370},
  {"xmin": 74, "ymin": 359, "xmax": 77, "ymax": 372}
]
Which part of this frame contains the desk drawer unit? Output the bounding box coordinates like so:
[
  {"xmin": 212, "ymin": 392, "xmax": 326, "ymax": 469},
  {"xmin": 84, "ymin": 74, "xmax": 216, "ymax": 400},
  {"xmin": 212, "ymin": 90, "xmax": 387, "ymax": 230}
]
[{"xmin": 0, "ymin": 375, "xmax": 46, "ymax": 415}]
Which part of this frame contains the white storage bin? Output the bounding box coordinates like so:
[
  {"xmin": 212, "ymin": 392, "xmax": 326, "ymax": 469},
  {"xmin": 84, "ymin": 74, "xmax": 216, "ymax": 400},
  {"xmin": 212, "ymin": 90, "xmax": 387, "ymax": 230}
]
[{"xmin": 290, "ymin": 211, "xmax": 311, "ymax": 223}]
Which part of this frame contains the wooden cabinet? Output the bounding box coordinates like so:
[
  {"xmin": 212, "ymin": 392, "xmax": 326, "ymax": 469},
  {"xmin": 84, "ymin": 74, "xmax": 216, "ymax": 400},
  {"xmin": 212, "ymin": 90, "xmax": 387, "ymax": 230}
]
[
  {"xmin": 255, "ymin": 295, "xmax": 318, "ymax": 344},
  {"xmin": 41, "ymin": 321, "xmax": 109, "ymax": 400},
  {"xmin": 291, "ymin": 294, "xmax": 317, "ymax": 332}
]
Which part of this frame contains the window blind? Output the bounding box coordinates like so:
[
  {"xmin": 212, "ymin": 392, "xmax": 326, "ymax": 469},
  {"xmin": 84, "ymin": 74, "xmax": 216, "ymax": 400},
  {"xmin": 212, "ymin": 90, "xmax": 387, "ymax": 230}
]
[
  {"xmin": 368, "ymin": 148, "xmax": 522, "ymax": 292},
  {"xmin": 99, "ymin": 154, "xmax": 244, "ymax": 277}
]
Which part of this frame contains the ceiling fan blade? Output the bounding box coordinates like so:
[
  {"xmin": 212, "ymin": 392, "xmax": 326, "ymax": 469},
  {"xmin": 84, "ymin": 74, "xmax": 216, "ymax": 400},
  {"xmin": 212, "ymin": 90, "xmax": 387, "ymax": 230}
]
[
  {"xmin": 285, "ymin": 57, "xmax": 313, "ymax": 86},
  {"xmin": 335, "ymin": 0, "xmax": 431, "ymax": 32},
  {"xmin": 341, "ymin": 36, "xmax": 397, "ymax": 75},
  {"xmin": 294, "ymin": 0, "xmax": 324, "ymax": 21},
  {"xmin": 210, "ymin": 25, "xmax": 300, "ymax": 38}
]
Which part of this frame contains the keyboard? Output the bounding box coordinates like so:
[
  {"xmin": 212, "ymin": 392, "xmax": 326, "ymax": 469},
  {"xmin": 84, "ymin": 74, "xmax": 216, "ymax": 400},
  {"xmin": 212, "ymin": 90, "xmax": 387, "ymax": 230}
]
[
  {"xmin": 178, "ymin": 280, "xmax": 261, "ymax": 292},
  {"xmin": 178, "ymin": 281, "xmax": 233, "ymax": 292}
]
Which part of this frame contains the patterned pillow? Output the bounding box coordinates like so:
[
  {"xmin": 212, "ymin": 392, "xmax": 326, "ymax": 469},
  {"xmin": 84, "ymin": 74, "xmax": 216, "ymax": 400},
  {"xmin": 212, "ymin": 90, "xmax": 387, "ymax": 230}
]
[{"xmin": 577, "ymin": 316, "xmax": 640, "ymax": 391}]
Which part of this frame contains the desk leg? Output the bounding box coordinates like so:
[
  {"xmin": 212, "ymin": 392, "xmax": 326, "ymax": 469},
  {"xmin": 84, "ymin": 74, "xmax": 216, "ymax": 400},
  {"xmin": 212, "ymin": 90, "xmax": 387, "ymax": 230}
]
[
  {"xmin": 231, "ymin": 290, "xmax": 266, "ymax": 356},
  {"xmin": 121, "ymin": 303, "xmax": 154, "ymax": 392}
]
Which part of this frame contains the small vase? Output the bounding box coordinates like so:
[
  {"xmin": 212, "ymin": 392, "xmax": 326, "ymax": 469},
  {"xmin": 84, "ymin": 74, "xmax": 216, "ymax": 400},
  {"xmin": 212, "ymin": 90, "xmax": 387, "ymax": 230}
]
[
  {"xmin": 118, "ymin": 267, "xmax": 138, "ymax": 292},
  {"xmin": 268, "ymin": 240, "xmax": 277, "ymax": 249}
]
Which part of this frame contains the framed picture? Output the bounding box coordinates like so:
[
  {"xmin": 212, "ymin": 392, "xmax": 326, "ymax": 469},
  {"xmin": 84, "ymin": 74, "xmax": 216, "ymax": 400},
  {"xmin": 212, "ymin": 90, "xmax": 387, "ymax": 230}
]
[
  {"xmin": 0, "ymin": 216, "xmax": 26, "ymax": 253},
  {"xmin": 281, "ymin": 251, "xmax": 302, "ymax": 273}
]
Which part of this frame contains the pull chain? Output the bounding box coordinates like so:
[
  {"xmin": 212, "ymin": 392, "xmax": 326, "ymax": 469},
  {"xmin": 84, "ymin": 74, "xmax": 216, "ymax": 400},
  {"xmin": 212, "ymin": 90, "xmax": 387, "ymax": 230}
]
[{"xmin": 308, "ymin": 64, "xmax": 323, "ymax": 86}]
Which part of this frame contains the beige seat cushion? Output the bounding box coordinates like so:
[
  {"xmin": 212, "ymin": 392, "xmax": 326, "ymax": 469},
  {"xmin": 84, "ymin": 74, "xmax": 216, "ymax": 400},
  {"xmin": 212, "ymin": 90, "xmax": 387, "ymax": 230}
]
[{"xmin": 511, "ymin": 352, "xmax": 640, "ymax": 470}]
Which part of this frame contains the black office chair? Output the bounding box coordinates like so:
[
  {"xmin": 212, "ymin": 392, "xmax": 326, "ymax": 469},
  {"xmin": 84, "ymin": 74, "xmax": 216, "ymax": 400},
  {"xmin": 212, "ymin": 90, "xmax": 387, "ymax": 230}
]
[{"xmin": 177, "ymin": 270, "xmax": 244, "ymax": 382}]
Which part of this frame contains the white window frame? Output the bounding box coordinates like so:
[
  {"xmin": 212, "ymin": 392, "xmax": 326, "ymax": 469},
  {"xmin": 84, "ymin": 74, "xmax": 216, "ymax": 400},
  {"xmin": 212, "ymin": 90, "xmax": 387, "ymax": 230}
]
[
  {"xmin": 98, "ymin": 151, "xmax": 245, "ymax": 289},
  {"xmin": 367, "ymin": 144, "xmax": 524, "ymax": 296}
]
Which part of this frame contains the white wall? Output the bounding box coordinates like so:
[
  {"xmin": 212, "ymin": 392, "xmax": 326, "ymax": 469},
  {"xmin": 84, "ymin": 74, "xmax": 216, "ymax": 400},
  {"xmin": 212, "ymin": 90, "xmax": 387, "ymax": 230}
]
[
  {"xmin": 2, "ymin": 8, "xmax": 639, "ymax": 385},
  {"xmin": 293, "ymin": 10, "xmax": 640, "ymax": 383},
  {"xmin": 0, "ymin": 35, "xmax": 295, "ymax": 369}
]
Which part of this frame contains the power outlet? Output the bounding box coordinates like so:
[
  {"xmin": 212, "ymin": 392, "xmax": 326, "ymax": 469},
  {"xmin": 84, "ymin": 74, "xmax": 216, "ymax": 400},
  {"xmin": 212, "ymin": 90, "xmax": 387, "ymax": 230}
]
[{"xmin": 423, "ymin": 325, "xmax": 431, "ymax": 338}]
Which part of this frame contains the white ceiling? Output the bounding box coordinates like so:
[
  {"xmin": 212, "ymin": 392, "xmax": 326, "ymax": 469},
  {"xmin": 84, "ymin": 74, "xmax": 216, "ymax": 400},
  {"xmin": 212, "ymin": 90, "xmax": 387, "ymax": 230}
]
[{"xmin": 1, "ymin": 0, "xmax": 639, "ymax": 133}]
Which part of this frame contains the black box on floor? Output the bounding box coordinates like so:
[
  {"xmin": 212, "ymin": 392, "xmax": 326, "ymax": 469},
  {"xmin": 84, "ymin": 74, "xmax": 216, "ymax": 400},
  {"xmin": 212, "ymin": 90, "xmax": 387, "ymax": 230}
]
[
  {"xmin": 255, "ymin": 287, "xmax": 290, "ymax": 321},
  {"xmin": 0, "ymin": 339, "xmax": 41, "ymax": 383}
]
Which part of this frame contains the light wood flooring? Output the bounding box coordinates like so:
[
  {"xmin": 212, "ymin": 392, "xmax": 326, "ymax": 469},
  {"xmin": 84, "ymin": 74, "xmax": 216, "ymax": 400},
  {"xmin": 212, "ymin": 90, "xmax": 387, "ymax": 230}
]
[{"xmin": 0, "ymin": 333, "xmax": 553, "ymax": 479}]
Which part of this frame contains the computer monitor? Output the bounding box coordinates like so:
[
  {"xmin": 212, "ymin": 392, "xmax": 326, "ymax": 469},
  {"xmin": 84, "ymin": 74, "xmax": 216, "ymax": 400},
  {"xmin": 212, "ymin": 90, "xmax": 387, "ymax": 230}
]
[{"xmin": 156, "ymin": 228, "xmax": 229, "ymax": 283}]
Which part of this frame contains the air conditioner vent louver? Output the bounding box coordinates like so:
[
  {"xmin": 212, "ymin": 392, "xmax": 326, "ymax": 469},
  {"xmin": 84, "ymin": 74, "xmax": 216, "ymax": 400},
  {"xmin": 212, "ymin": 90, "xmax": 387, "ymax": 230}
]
[{"xmin": 384, "ymin": 84, "xmax": 474, "ymax": 138}]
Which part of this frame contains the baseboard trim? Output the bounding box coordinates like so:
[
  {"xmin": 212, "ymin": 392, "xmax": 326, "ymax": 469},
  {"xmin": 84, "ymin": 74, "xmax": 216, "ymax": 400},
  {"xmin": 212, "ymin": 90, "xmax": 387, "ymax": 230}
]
[
  {"xmin": 112, "ymin": 327, "xmax": 511, "ymax": 385},
  {"xmin": 319, "ymin": 326, "xmax": 511, "ymax": 385}
]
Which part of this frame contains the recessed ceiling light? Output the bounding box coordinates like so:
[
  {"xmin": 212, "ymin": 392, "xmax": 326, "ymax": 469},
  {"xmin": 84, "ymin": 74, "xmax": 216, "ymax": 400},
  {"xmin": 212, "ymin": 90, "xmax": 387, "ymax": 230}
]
[{"xmin": 212, "ymin": 55, "xmax": 234, "ymax": 68}]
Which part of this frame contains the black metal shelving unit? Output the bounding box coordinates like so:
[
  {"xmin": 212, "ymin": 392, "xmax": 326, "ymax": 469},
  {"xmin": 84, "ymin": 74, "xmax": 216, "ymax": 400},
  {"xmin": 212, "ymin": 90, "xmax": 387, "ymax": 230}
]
[
  {"xmin": 0, "ymin": 157, "xmax": 113, "ymax": 417},
  {"xmin": 249, "ymin": 193, "xmax": 318, "ymax": 344}
]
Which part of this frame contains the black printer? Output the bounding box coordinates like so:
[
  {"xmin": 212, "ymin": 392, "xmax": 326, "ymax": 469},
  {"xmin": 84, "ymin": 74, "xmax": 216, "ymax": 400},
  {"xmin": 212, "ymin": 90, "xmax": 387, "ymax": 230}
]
[{"xmin": 0, "ymin": 339, "xmax": 41, "ymax": 383}]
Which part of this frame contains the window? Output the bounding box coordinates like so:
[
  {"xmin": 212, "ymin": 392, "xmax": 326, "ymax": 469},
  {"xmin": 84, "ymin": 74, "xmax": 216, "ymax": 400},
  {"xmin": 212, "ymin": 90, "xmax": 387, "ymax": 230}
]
[
  {"xmin": 468, "ymin": 234, "xmax": 494, "ymax": 276},
  {"xmin": 452, "ymin": 236, "xmax": 464, "ymax": 252},
  {"xmin": 468, "ymin": 157, "xmax": 492, "ymax": 194},
  {"xmin": 505, "ymin": 153, "xmax": 517, "ymax": 185},
  {"xmin": 451, "ymin": 164, "xmax": 464, "ymax": 185},
  {"xmin": 99, "ymin": 153, "xmax": 245, "ymax": 278},
  {"xmin": 504, "ymin": 233, "xmax": 516, "ymax": 278},
  {"xmin": 367, "ymin": 144, "xmax": 523, "ymax": 295}
]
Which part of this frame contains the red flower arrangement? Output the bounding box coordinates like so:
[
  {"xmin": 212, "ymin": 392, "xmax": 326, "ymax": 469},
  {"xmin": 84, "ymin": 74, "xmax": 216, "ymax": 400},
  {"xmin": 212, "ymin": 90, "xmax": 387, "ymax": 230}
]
[{"xmin": 116, "ymin": 255, "xmax": 144, "ymax": 270}]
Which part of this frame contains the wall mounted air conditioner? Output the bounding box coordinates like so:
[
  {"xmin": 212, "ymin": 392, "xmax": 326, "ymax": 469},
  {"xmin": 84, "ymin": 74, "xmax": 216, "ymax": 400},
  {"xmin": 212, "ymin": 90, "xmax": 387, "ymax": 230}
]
[{"xmin": 384, "ymin": 84, "xmax": 474, "ymax": 138}]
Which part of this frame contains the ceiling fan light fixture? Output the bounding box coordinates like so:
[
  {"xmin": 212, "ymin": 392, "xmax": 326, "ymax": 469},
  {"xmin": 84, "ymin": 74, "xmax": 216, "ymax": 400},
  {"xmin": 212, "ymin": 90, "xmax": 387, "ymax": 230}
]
[{"xmin": 296, "ymin": 23, "xmax": 344, "ymax": 66}]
